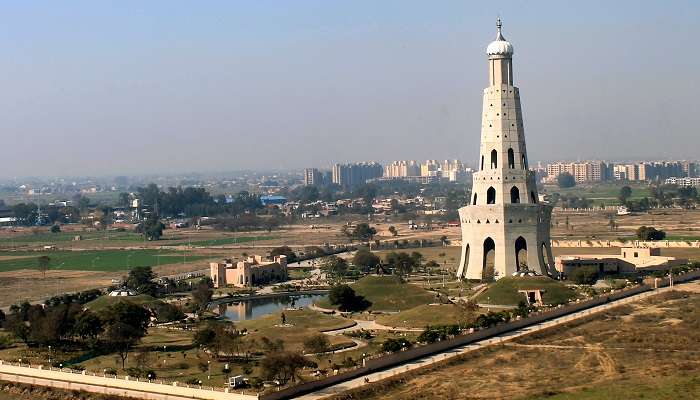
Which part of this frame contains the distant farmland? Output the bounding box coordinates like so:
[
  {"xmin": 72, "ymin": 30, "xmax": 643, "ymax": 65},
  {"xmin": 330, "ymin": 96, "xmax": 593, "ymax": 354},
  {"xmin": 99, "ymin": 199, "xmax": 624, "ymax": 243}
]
[
  {"xmin": 0, "ymin": 249, "xmax": 216, "ymax": 272},
  {"xmin": 162, "ymin": 235, "xmax": 274, "ymax": 247}
]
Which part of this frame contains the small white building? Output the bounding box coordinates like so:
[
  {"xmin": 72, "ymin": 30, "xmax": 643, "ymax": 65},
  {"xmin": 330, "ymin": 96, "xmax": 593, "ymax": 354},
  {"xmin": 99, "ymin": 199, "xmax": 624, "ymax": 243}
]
[{"xmin": 109, "ymin": 287, "xmax": 136, "ymax": 297}]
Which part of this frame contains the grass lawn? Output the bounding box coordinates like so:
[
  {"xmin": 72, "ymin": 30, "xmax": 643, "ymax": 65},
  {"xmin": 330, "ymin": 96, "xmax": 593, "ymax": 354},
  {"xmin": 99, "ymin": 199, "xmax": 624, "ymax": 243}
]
[
  {"xmin": 236, "ymin": 309, "xmax": 356, "ymax": 352},
  {"xmin": 0, "ymin": 231, "xmax": 143, "ymax": 244},
  {"xmin": 376, "ymin": 304, "xmax": 467, "ymax": 329},
  {"xmin": 319, "ymin": 276, "xmax": 437, "ymax": 312},
  {"xmin": 545, "ymin": 182, "xmax": 650, "ymax": 206},
  {"xmin": 0, "ymin": 249, "xmax": 215, "ymax": 272},
  {"xmin": 475, "ymin": 276, "xmax": 576, "ymax": 306},
  {"xmin": 162, "ymin": 236, "xmax": 274, "ymax": 247},
  {"xmin": 85, "ymin": 294, "xmax": 165, "ymax": 313}
]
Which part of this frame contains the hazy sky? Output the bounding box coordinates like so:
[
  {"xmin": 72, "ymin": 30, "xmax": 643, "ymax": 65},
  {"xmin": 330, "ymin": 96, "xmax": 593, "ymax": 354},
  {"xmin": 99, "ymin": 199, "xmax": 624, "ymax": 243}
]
[{"xmin": 1, "ymin": 1, "xmax": 699, "ymax": 178}]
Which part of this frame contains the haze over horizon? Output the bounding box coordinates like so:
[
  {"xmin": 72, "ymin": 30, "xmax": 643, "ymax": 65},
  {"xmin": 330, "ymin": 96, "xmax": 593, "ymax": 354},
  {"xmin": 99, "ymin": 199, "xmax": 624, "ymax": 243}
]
[{"xmin": 2, "ymin": 1, "xmax": 699, "ymax": 179}]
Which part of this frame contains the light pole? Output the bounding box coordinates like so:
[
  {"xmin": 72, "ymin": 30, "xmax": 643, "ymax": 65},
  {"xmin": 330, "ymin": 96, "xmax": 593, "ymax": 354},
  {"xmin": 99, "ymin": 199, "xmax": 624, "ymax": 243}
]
[
  {"xmin": 207, "ymin": 360, "xmax": 211, "ymax": 380},
  {"xmin": 48, "ymin": 345, "xmax": 52, "ymax": 364}
]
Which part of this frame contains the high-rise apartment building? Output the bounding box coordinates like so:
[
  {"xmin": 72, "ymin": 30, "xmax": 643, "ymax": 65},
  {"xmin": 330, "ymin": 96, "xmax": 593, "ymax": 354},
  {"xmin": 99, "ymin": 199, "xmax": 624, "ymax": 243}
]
[
  {"xmin": 332, "ymin": 162, "xmax": 383, "ymax": 189},
  {"xmin": 546, "ymin": 161, "xmax": 606, "ymax": 183},
  {"xmin": 303, "ymin": 168, "xmax": 321, "ymax": 186}
]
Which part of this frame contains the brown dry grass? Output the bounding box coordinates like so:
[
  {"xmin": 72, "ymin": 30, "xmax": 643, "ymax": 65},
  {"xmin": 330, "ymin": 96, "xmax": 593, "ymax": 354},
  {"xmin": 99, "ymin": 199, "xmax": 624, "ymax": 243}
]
[{"xmin": 330, "ymin": 283, "xmax": 700, "ymax": 400}]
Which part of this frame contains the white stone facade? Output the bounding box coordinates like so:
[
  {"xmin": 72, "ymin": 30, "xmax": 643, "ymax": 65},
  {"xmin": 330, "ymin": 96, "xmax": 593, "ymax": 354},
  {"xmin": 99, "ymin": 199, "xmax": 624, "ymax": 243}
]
[{"xmin": 457, "ymin": 20, "xmax": 554, "ymax": 280}]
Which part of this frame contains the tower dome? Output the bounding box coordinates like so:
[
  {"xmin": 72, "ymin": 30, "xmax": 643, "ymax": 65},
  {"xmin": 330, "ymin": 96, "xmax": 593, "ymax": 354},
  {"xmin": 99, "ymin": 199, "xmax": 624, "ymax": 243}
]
[{"xmin": 486, "ymin": 18, "xmax": 513, "ymax": 56}]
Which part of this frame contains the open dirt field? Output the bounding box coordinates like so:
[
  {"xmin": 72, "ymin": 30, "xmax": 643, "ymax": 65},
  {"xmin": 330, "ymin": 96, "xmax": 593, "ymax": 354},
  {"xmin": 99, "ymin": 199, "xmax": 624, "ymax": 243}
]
[
  {"xmin": 550, "ymin": 208, "xmax": 700, "ymax": 241},
  {"xmin": 0, "ymin": 255, "xmax": 222, "ymax": 309},
  {"xmin": 332, "ymin": 282, "xmax": 700, "ymax": 400}
]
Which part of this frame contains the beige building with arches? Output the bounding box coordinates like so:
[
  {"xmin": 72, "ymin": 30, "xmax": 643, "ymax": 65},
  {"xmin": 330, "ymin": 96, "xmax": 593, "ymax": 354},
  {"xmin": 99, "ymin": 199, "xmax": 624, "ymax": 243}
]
[{"xmin": 457, "ymin": 20, "xmax": 554, "ymax": 281}]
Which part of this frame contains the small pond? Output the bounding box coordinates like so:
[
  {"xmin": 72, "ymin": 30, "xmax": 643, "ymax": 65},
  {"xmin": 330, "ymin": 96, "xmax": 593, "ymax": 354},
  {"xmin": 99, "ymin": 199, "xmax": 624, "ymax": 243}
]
[{"xmin": 217, "ymin": 293, "xmax": 327, "ymax": 321}]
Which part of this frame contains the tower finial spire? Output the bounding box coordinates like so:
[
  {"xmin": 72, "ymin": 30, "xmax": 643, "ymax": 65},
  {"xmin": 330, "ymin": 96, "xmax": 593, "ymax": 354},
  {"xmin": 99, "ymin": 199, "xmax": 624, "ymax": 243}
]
[{"xmin": 496, "ymin": 17, "xmax": 504, "ymax": 40}]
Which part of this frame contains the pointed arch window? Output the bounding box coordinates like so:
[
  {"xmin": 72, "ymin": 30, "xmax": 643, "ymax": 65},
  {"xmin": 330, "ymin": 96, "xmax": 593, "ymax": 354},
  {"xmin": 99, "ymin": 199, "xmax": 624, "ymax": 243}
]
[
  {"xmin": 473, "ymin": 193, "xmax": 478, "ymax": 205},
  {"xmin": 487, "ymin": 187, "xmax": 496, "ymax": 204},
  {"xmin": 521, "ymin": 154, "xmax": 527, "ymax": 170},
  {"xmin": 510, "ymin": 186, "xmax": 520, "ymax": 203},
  {"xmin": 481, "ymin": 155, "xmax": 484, "ymax": 171},
  {"xmin": 491, "ymin": 150, "xmax": 498, "ymax": 169},
  {"xmin": 507, "ymin": 148, "xmax": 515, "ymax": 169}
]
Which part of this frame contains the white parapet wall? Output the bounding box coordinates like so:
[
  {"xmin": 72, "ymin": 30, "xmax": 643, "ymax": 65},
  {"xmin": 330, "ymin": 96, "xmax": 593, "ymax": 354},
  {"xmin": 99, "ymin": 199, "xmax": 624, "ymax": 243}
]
[
  {"xmin": 552, "ymin": 239, "xmax": 700, "ymax": 248},
  {"xmin": 0, "ymin": 361, "xmax": 258, "ymax": 400}
]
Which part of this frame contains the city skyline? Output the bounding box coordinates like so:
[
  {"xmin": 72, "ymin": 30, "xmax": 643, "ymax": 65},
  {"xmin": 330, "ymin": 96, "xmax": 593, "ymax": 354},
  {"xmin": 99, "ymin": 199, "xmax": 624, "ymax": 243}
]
[{"xmin": 1, "ymin": 1, "xmax": 700, "ymax": 178}]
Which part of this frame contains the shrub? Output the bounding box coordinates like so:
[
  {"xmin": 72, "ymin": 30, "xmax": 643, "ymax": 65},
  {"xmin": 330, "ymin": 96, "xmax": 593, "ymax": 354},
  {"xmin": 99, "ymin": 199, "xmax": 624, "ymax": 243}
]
[
  {"xmin": 568, "ymin": 265, "xmax": 599, "ymax": 285},
  {"xmin": 636, "ymin": 226, "xmax": 666, "ymax": 241},
  {"xmin": 381, "ymin": 338, "xmax": 411, "ymax": 353},
  {"xmin": 303, "ymin": 334, "xmax": 330, "ymax": 354}
]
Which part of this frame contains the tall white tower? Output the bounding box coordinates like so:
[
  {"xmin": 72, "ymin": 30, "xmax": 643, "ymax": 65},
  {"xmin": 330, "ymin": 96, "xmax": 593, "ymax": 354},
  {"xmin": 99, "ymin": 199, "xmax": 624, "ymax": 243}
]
[{"xmin": 457, "ymin": 19, "xmax": 554, "ymax": 280}]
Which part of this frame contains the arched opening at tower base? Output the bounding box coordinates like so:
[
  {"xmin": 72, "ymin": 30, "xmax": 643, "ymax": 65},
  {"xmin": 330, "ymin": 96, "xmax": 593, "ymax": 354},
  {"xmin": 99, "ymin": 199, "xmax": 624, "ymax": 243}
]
[
  {"xmin": 515, "ymin": 236, "xmax": 528, "ymax": 271},
  {"xmin": 482, "ymin": 237, "xmax": 496, "ymax": 282}
]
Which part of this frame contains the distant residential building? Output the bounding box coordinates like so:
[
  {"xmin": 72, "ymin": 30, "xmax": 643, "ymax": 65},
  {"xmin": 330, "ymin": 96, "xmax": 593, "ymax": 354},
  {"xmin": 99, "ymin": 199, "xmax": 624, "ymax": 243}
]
[
  {"xmin": 210, "ymin": 255, "xmax": 288, "ymax": 288},
  {"xmin": 384, "ymin": 160, "xmax": 420, "ymax": 178},
  {"xmin": 332, "ymin": 162, "xmax": 383, "ymax": 189},
  {"xmin": 303, "ymin": 168, "xmax": 321, "ymax": 186},
  {"xmin": 665, "ymin": 177, "xmax": 700, "ymax": 187},
  {"xmin": 369, "ymin": 175, "xmax": 439, "ymax": 184},
  {"xmin": 420, "ymin": 160, "xmax": 441, "ymax": 177},
  {"xmin": 546, "ymin": 161, "xmax": 606, "ymax": 183}
]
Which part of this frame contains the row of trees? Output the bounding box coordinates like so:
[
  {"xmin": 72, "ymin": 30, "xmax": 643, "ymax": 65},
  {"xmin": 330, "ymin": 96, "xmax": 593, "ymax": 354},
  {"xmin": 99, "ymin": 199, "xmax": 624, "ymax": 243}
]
[
  {"xmin": 129, "ymin": 184, "xmax": 264, "ymax": 218},
  {"xmin": 319, "ymin": 249, "xmax": 428, "ymax": 280},
  {"xmin": 3, "ymin": 301, "xmax": 150, "ymax": 369}
]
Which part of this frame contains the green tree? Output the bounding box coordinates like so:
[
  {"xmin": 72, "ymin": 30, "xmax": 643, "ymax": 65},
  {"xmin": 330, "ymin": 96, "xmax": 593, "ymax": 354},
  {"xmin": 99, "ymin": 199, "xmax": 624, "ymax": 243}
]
[
  {"xmin": 352, "ymin": 223, "xmax": 377, "ymax": 241},
  {"xmin": 37, "ymin": 256, "xmax": 51, "ymax": 279},
  {"xmin": 381, "ymin": 338, "xmax": 411, "ymax": 353},
  {"xmin": 619, "ymin": 186, "xmax": 633, "ymax": 204},
  {"xmin": 384, "ymin": 251, "xmax": 416, "ymax": 276},
  {"xmin": 270, "ymin": 246, "xmax": 298, "ymax": 263},
  {"xmin": 388, "ymin": 226, "xmax": 398, "ymax": 236},
  {"xmin": 636, "ymin": 226, "xmax": 666, "ymax": 241},
  {"xmin": 191, "ymin": 280, "xmax": 213, "ymax": 315},
  {"xmin": 557, "ymin": 172, "xmax": 576, "ymax": 188},
  {"xmin": 568, "ymin": 265, "xmax": 599, "ymax": 285},
  {"xmin": 320, "ymin": 255, "xmax": 348, "ymax": 278},
  {"xmin": 259, "ymin": 351, "xmax": 310, "ymax": 384},
  {"xmin": 124, "ymin": 266, "xmax": 158, "ymax": 296},
  {"xmin": 352, "ymin": 249, "xmax": 380, "ymax": 272},
  {"xmin": 328, "ymin": 285, "xmax": 371, "ymax": 312},
  {"xmin": 99, "ymin": 302, "xmax": 150, "ymax": 369},
  {"xmin": 136, "ymin": 214, "xmax": 165, "ymax": 241},
  {"xmin": 50, "ymin": 224, "xmax": 61, "ymax": 233},
  {"xmin": 303, "ymin": 334, "xmax": 330, "ymax": 354},
  {"xmin": 73, "ymin": 310, "xmax": 103, "ymax": 341}
]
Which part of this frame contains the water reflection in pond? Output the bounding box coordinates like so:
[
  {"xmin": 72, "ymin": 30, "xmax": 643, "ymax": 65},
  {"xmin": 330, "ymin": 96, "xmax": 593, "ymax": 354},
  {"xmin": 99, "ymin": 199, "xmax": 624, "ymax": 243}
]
[{"xmin": 217, "ymin": 294, "xmax": 327, "ymax": 321}]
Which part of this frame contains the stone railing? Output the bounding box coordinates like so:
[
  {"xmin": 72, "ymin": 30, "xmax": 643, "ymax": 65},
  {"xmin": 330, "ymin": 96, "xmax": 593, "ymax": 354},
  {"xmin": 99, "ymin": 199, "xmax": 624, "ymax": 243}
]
[
  {"xmin": 0, "ymin": 361, "xmax": 257, "ymax": 400},
  {"xmin": 552, "ymin": 239, "xmax": 700, "ymax": 248}
]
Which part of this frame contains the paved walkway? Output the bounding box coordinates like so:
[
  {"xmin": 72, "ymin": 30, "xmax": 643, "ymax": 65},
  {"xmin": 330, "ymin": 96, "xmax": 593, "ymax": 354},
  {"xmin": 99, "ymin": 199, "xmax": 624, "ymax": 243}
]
[{"xmin": 297, "ymin": 283, "xmax": 688, "ymax": 400}]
